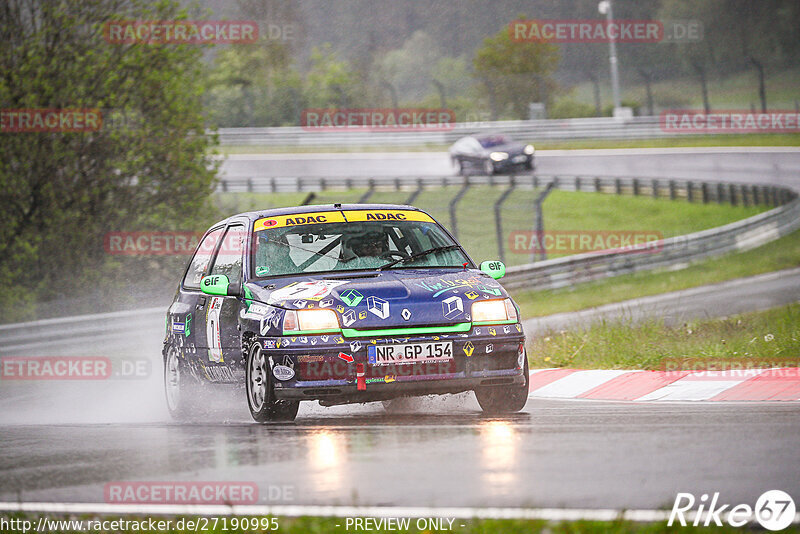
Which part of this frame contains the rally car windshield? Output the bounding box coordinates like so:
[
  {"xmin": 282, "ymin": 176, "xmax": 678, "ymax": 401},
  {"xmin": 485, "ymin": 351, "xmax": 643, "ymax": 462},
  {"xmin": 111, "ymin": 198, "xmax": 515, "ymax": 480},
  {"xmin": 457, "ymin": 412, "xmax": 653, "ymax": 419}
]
[
  {"xmin": 251, "ymin": 217, "xmax": 470, "ymax": 278},
  {"xmin": 477, "ymin": 135, "xmax": 510, "ymax": 148}
]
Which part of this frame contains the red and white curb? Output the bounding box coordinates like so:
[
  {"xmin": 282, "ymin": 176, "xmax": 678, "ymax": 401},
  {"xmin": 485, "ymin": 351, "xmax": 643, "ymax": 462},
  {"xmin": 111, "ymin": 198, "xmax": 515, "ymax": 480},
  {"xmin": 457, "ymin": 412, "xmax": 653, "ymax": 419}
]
[{"xmin": 528, "ymin": 368, "xmax": 800, "ymax": 401}]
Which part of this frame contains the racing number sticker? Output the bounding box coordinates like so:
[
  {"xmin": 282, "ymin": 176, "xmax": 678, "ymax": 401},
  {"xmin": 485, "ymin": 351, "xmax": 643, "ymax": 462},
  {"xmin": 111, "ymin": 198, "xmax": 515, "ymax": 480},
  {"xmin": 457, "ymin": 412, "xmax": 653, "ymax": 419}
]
[
  {"xmin": 206, "ymin": 296, "xmax": 224, "ymax": 363},
  {"xmin": 268, "ymin": 280, "xmax": 348, "ymax": 304}
]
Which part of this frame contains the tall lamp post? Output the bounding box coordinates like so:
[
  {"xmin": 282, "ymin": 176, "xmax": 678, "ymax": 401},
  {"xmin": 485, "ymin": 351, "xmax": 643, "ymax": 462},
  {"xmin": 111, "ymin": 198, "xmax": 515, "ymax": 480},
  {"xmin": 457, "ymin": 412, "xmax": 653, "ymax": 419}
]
[{"xmin": 598, "ymin": 0, "xmax": 622, "ymax": 115}]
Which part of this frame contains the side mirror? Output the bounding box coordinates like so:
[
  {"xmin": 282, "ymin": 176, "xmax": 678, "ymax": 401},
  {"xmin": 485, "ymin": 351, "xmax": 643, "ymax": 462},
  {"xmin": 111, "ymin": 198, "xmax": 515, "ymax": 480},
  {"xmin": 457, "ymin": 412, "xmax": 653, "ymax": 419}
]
[
  {"xmin": 480, "ymin": 260, "xmax": 506, "ymax": 280},
  {"xmin": 200, "ymin": 274, "xmax": 241, "ymax": 297}
]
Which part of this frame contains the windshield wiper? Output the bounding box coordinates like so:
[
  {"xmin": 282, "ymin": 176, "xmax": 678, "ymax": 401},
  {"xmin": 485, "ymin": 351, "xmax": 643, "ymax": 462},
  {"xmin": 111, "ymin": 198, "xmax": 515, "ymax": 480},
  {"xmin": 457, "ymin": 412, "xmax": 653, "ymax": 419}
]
[{"xmin": 377, "ymin": 245, "xmax": 462, "ymax": 271}]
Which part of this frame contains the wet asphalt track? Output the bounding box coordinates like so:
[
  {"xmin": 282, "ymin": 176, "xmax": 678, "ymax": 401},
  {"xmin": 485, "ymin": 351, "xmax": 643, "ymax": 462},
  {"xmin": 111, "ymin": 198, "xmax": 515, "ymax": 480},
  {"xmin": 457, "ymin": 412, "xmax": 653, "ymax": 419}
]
[
  {"xmin": 220, "ymin": 147, "xmax": 800, "ymax": 189},
  {"xmin": 2, "ymin": 380, "xmax": 800, "ymax": 510},
  {"xmin": 1, "ymin": 148, "xmax": 799, "ymax": 511}
]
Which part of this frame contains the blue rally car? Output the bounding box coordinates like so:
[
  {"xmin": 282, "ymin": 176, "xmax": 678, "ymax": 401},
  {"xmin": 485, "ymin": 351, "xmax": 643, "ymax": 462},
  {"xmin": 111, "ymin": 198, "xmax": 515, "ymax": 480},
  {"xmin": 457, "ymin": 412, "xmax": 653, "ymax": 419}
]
[{"xmin": 163, "ymin": 204, "xmax": 529, "ymax": 422}]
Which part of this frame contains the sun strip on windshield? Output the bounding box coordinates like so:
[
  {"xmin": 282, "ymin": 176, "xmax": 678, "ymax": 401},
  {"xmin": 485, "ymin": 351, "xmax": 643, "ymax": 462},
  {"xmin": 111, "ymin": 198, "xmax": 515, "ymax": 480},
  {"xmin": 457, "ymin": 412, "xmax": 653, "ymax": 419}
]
[{"xmin": 254, "ymin": 209, "xmax": 434, "ymax": 231}]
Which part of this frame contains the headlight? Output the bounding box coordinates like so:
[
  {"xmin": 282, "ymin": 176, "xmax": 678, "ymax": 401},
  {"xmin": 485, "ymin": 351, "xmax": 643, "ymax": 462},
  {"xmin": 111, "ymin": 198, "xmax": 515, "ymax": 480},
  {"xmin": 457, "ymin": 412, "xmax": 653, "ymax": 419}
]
[
  {"xmin": 471, "ymin": 298, "xmax": 518, "ymax": 323},
  {"xmin": 489, "ymin": 151, "xmax": 509, "ymax": 161},
  {"xmin": 284, "ymin": 309, "xmax": 340, "ymax": 332},
  {"xmin": 524, "ymin": 144, "xmax": 535, "ymax": 155}
]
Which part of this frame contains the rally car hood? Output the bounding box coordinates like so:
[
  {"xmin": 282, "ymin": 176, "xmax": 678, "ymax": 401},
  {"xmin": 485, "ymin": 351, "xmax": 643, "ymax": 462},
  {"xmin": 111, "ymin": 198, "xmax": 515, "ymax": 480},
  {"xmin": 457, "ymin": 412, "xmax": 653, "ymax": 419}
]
[
  {"xmin": 480, "ymin": 141, "xmax": 527, "ymax": 157},
  {"xmin": 245, "ymin": 269, "xmax": 508, "ymax": 330}
]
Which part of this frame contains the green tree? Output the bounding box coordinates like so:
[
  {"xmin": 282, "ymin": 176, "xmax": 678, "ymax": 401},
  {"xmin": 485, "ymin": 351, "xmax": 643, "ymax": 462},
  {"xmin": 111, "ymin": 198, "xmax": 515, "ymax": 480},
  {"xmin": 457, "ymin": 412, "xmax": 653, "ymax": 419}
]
[
  {"xmin": 0, "ymin": 0, "xmax": 219, "ymax": 320},
  {"xmin": 206, "ymin": 41, "xmax": 304, "ymax": 127},
  {"xmin": 473, "ymin": 19, "xmax": 560, "ymax": 120},
  {"xmin": 305, "ymin": 44, "xmax": 362, "ymax": 108}
]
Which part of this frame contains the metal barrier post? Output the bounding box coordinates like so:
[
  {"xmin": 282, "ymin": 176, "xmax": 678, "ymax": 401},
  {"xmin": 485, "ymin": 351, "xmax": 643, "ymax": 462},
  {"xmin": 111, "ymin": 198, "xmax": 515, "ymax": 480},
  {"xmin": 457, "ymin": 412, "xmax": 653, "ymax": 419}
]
[
  {"xmin": 358, "ymin": 179, "xmax": 375, "ymax": 203},
  {"xmin": 494, "ymin": 176, "xmax": 516, "ymax": 263},
  {"xmin": 406, "ymin": 178, "xmax": 424, "ymax": 205},
  {"xmin": 449, "ymin": 177, "xmax": 471, "ymax": 239},
  {"xmin": 531, "ymin": 181, "xmax": 556, "ymax": 263}
]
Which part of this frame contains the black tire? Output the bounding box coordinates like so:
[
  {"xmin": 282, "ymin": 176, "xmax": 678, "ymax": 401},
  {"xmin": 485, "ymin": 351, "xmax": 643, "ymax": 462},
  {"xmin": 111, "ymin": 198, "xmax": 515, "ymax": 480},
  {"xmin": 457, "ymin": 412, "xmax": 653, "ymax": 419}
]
[
  {"xmin": 483, "ymin": 158, "xmax": 495, "ymax": 176},
  {"xmin": 475, "ymin": 358, "xmax": 529, "ymax": 414},
  {"xmin": 164, "ymin": 345, "xmax": 202, "ymax": 421},
  {"xmin": 524, "ymin": 158, "xmax": 534, "ymax": 170},
  {"xmin": 245, "ymin": 342, "xmax": 299, "ymax": 423}
]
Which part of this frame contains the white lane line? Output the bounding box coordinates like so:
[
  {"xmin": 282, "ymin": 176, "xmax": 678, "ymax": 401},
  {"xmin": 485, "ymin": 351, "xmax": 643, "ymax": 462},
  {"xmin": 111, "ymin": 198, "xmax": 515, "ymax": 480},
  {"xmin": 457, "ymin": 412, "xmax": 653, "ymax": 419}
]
[
  {"xmin": 530, "ymin": 370, "xmax": 631, "ymax": 398},
  {"xmin": 1, "ymin": 502, "xmax": 797, "ymax": 525}
]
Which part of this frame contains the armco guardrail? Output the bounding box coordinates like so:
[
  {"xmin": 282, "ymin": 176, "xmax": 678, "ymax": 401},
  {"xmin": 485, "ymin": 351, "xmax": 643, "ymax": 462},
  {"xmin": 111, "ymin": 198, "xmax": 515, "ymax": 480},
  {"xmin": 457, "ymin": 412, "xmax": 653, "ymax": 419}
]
[
  {"xmin": 0, "ymin": 175, "xmax": 796, "ymax": 352},
  {"xmin": 216, "ymin": 172, "xmax": 798, "ymax": 204},
  {"xmin": 503, "ymin": 193, "xmax": 800, "ymax": 291},
  {"xmin": 217, "ymin": 115, "xmax": 687, "ymax": 147},
  {"xmin": 0, "ymin": 307, "xmax": 165, "ymax": 355}
]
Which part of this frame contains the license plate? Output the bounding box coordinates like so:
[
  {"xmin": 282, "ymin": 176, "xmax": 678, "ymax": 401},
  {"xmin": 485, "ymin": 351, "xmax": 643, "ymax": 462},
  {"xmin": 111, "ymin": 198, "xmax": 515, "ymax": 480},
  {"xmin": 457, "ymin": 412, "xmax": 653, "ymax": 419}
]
[
  {"xmin": 368, "ymin": 342, "xmax": 453, "ymax": 366},
  {"xmin": 513, "ymin": 155, "xmax": 526, "ymax": 162}
]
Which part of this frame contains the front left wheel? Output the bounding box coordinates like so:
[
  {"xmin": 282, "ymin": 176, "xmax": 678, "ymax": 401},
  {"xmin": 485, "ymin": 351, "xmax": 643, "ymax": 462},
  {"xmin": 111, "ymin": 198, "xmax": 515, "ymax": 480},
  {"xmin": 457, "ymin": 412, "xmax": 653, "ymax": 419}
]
[{"xmin": 246, "ymin": 342, "xmax": 299, "ymax": 423}]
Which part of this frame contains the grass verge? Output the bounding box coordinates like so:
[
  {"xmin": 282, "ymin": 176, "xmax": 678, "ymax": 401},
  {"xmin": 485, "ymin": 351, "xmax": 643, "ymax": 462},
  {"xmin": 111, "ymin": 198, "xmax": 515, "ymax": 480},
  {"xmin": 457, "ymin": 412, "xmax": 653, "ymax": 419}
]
[
  {"xmin": 529, "ymin": 303, "xmax": 800, "ymax": 370},
  {"xmin": 512, "ymin": 227, "xmax": 800, "ymax": 318}
]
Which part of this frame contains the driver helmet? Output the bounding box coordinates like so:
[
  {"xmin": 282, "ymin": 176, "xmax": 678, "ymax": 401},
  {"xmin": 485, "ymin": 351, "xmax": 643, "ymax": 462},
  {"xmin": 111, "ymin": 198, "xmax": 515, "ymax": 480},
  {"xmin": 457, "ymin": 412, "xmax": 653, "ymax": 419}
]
[{"xmin": 350, "ymin": 231, "xmax": 387, "ymax": 257}]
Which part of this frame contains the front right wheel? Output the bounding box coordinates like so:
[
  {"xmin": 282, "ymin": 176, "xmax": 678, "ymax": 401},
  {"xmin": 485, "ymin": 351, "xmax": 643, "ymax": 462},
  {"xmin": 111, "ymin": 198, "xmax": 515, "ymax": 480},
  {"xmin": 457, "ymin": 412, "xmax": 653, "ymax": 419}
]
[
  {"xmin": 246, "ymin": 342, "xmax": 299, "ymax": 423},
  {"xmin": 474, "ymin": 358, "xmax": 529, "ymax": 414}
]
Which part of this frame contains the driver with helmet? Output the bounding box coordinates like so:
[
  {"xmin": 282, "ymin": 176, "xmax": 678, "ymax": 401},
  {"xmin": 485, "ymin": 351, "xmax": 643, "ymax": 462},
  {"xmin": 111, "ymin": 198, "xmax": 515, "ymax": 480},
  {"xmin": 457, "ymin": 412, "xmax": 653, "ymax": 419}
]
[{"xmin": 345, "ymin": 231, "xmax": 389, "ymax": 269}]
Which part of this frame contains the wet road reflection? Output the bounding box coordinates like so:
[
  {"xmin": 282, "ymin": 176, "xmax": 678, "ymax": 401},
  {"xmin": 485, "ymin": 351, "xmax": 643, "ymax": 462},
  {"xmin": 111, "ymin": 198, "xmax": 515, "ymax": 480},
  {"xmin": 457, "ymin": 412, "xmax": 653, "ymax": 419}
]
[{"xmin": 0, "ymin": 401, "xmax": 798, "ymax": 510}]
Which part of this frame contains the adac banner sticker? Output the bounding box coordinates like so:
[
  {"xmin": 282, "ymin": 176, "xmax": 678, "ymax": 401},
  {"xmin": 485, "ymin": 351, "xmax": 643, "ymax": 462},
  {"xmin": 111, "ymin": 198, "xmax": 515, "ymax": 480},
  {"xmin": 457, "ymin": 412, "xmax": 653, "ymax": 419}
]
[
  {"xmin": 343, "ymin": 210, "xmax": 434, "ymax": 223},
  {"xmin": 254, "ymin": 209, "xmax": 434, "ymax": 231},
  {"xmin": 254, "ymin": 211, "xmax": 346, "ymax": 231}
]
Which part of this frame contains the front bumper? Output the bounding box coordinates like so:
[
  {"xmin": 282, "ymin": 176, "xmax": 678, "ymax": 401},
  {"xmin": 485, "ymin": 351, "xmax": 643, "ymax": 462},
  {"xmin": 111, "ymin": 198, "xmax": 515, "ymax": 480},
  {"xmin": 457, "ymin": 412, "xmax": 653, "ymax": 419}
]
[
  {"xmin": 491, "ymin": 154, "xmax": 533, "ymax": 172},
  {"xmin": 261, "ymin": 323, "xmax": 526, "ymax": 404}
]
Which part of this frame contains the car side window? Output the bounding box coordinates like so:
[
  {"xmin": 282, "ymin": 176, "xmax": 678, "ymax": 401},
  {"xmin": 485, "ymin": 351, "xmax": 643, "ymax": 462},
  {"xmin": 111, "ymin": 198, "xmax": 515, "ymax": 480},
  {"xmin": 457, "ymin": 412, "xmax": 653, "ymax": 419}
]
[
  {"xmin": 183, "ymin": 227, "xmax": 224, "ymax": 290},
  {"xmin": 209, "ymin": 224, "xmax": 246, "ymax": 288}
]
